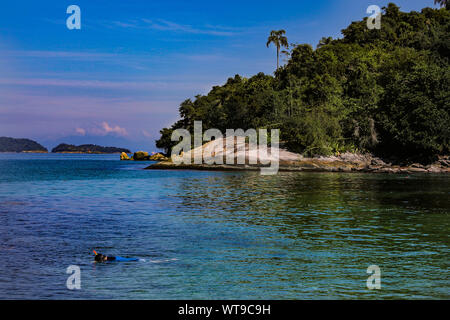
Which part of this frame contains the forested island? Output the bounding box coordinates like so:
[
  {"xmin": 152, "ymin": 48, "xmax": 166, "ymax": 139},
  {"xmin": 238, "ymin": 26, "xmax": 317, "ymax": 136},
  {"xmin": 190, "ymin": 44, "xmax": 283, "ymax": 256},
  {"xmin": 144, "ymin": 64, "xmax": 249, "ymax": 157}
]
[
  {"xmin": 51, "ymin": 144, "xmax": 131, "ymax": 154},
  {"xmin": 156, "ymin": 3, "xmax": 449, "ymax": 165},
  {"xmin": 0, "ymin": 139, "xmax": 131, "ymax": 154},
  {"xmin": 0, "ymin": 137, "xmax": 48, "ymax": 153}
]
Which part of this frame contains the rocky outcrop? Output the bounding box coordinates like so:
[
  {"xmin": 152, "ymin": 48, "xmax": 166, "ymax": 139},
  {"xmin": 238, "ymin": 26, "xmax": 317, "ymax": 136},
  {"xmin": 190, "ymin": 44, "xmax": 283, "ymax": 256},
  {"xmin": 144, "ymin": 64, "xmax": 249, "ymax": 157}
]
[
  {"xmin": 144, "ymin": 138, "xmax": 450, "ymax": 174},
  {"xmin": 120, "ymin": 152, "xmax": 131, "ymax": 160},
  {"xmin": 146, "ymin": 157, "xmax": 450, "ymax": 173},
  {"xmin": 120, "ymin": 151, "xmax": 169, "ymax": 161},
  {"xmin": 133, "ymin": 151, "xmax": 149, "ymax": 161},
  {"xmin": 149, "ymin": 153, "xmax": 169, "ymax": 161}
]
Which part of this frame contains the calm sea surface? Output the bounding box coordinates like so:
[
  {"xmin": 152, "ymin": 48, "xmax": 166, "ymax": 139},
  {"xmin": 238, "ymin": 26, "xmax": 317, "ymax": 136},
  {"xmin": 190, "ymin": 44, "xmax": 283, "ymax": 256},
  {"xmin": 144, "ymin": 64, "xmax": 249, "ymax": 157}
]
[{"xmin": 0, "ymin": 153, "xmax": 448, "ymax": 299}]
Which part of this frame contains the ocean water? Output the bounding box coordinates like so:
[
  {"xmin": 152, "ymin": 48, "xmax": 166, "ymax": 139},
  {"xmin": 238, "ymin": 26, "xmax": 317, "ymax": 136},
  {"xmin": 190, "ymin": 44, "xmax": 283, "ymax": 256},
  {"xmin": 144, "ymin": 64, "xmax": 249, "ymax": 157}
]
[{"xmin": 0, "ymin": 153, "xmax": 448, "ymax": 299}]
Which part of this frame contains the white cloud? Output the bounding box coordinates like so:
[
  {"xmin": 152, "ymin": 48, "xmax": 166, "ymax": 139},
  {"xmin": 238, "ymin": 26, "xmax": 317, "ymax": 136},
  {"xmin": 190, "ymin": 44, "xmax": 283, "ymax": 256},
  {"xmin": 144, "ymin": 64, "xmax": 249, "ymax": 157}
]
[
  {"xmin": 75, "ymin": 127, "xmax": 86, "ymax": 135},
  {"xmin": 1, "ymin": 50, "xmax": 118, "ymax": 60},
  {"xmin": 108, "ymin": 18, "xmax": 238, "ymax": 36},
  {"xmin": 142, "ymin": 130, "xmax": 152, "ymax": 138},
  {"xmin": 100, "ymin": 122, "xmax": 128, "ymax": 136},
  {"xmin": 76, "ymin": 122, "xmax": 128, "ymax": 137},
  {"xmin": 142, "ymin": 19, "xmax": 236, "ymax": 36}
]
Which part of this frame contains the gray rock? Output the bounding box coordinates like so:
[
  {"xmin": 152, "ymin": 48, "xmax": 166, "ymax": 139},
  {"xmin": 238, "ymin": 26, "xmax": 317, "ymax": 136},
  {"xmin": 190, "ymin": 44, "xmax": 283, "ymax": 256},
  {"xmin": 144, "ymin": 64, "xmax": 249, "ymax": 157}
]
[{"xmin": 408, "ymin": 167, "xmax": 427, "ymax": 173}]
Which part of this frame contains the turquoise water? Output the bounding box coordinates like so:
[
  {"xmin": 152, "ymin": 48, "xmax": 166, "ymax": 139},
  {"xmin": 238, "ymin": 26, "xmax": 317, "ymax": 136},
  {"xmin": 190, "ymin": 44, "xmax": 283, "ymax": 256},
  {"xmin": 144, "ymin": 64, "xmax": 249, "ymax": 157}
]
[{"xmin": 0, "ymin": 153, "xmax": 448, "ymax": 299}]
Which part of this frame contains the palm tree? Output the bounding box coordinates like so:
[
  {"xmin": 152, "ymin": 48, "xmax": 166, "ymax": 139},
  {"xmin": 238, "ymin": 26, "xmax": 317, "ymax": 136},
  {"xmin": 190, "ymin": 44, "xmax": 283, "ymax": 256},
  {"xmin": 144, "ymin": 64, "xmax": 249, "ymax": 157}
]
[
  {"xmin": 434, "ymin": 0, "xmax": 449, "ymax": 9},
  {"xmin": 266, "ymin": 30, "xmax": 289, "ymax": 70}
]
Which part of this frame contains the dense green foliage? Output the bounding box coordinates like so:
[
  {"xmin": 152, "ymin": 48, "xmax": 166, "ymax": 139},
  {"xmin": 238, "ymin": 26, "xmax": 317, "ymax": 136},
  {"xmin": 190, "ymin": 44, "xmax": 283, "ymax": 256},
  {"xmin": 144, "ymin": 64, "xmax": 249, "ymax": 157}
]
[
  {"xmin": 51, "ymin": 144, "xmax": 130, "ymax": 154},
  {"xmin": 0, "ymin": 137, "xmax": 48, "ymax": 152},
  {"xmin": 156, "ymin": 4, "xmax": 449, "ymax": 162}
]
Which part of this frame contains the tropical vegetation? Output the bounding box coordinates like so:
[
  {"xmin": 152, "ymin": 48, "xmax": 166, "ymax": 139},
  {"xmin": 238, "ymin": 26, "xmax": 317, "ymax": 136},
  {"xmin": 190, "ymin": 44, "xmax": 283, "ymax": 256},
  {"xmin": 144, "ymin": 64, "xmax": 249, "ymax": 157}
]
[{"xmin": 156, "ymin": 3, "xmax": 449, "ymax": 163}]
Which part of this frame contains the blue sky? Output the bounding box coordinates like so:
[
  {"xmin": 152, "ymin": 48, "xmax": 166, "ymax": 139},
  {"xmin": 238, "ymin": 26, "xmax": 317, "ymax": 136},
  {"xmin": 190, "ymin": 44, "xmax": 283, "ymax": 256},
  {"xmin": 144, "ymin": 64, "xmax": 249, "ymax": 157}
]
[{"xmin": 0, "ymin": 0, "xmax": 439, "ymax": 151}]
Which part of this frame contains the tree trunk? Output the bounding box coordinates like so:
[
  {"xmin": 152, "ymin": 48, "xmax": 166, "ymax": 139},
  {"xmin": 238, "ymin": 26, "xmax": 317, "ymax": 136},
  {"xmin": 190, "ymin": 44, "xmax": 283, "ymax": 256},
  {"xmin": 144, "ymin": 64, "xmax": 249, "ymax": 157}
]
[{"xmin": 276, "ymin": 46, "xmax": 280, "ymax": 70}]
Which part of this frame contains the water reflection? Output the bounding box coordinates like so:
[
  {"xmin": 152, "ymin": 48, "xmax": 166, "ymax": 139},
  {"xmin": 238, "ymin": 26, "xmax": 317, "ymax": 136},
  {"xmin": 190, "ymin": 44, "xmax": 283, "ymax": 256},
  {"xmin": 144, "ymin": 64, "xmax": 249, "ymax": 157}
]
[{"xmin": 168, "ymin": 172, "xmax": 449, "ymax": 299}]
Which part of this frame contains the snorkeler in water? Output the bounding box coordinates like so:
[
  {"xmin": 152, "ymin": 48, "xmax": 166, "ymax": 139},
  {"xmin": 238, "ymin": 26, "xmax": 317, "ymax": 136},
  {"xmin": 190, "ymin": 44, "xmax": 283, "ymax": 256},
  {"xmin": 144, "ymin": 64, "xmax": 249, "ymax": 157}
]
[{"xmin": 93, "ymin": 250, "xmax": 139, "ymax": 262}]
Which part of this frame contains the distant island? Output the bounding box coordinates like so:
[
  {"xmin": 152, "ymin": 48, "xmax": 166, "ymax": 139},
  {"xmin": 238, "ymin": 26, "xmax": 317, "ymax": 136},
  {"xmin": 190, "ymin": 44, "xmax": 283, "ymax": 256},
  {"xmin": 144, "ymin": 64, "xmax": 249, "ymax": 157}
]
[
  {"xmin": 51, "ymin": 143, "xmax": 131, "ymax": 154},
  {"xmin": 0, "ymin": 137, "xmax": 48, "ymax": 153}
]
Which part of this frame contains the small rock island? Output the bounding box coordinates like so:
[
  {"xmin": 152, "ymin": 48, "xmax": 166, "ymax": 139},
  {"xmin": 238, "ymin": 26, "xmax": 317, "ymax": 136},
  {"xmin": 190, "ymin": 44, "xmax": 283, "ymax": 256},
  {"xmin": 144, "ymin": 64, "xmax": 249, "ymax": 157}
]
[{"xmin": 120, "ymin": 151, "xmax": 168, "ymax": 161}]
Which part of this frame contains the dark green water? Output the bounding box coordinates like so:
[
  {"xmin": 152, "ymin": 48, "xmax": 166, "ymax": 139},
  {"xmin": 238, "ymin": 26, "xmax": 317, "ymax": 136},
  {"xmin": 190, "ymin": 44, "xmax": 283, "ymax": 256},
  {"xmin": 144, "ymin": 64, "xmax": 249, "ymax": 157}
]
[{"xmin": 0, "ymin": 154, "xmax": 448, "ymax": 299}]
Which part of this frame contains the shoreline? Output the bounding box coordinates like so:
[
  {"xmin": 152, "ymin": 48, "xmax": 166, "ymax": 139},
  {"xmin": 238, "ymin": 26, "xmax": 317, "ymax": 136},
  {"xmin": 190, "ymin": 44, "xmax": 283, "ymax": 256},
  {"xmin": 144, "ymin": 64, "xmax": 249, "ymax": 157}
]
[
  {"xmin": 144, "ymin": 138, "xmax": 450, "ymax": 174},
  {"xmin": 145, "ymin": 157, "xmax": 450, "ymax": 174},
  {"xmin": 0, "ymin": 151, "xmax": 48, "ymax": 154},
  {"xmin": 52, "ymin": 151, "xmax": 124, "ymax": 154},
  {"xmin": 0, "ymin": 151, "xmax": 121, "ymax": 154}
]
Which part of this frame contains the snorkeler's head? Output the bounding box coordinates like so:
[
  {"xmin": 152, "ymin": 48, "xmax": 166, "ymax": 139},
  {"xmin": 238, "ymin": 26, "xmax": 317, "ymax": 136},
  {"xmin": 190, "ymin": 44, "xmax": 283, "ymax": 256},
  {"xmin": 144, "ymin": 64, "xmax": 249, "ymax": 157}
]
[{"xmin": 94, "ymin": 252, "xmax": 107, "ymax": 262}]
